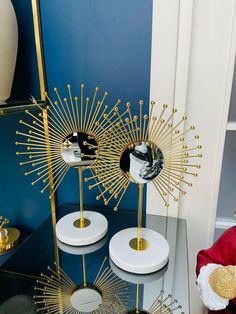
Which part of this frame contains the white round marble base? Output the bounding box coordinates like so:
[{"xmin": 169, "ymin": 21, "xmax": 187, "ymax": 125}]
[
  {"xmin": 109, "ymin": 227, "xmax": 169, "ymax": 274},
  {"xmin": 56, "ymin": 211, "xmax": 108, "ymax": 246}
]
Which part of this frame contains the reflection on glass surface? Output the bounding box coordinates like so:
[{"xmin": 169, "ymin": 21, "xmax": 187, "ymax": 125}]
[
  {"xmin": 0, "ymin": 206, "xmax": 189, "ymax": 313},
  {"xmin": 120, "ymin": 142, "xmax": 164, "ymax": 184},
  {"xmin": 70, "ymin": 287, "xmax": 102, "ymax": 312},
  {"xmin": 61, "ymin": 132, "xmax": 97, "ymax": 167}
]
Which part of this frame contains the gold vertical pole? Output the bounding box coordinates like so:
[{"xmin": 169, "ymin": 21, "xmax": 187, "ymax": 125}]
[
  {"xmin": 137, "ymin": 183, "xmax": 144, "ymax": 250},
  {"xmin": 78, "ymin": 167, "xmax": 85, "ymax": 228},
  {"xmin": 82, "ymin": 255, "xmax": 87, "ymax": 287},
  {"xmin": 31, "ymin": 0, "xmax": 46, "ymax": 100},
  {"xmin": 135, "ymin": 284, "xmax": 140, "ymax": 313},
  {"xmin": 32, "ymin": 0, "xmax": 60, "ymax": 273}
]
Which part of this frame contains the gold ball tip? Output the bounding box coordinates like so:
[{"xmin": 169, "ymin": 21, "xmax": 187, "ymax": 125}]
[
  {"xmin": 89, "ymin": 186, "xmax": 92, "ymax": 190},
  {"xmin": 19, "ymin": 120, "xmax": 23, "ymax": 123},
  {"xmin": 67, "ymin": 84, "xmax": 71, "ymax": 88},
  {"xmin": 114, "ymin": 207, "xmax": 118, "ymax": 211},
  {"xmin": 191, "ymin": 126, "xmax": 195, "ymax": 130},
  {"xmin": 16, "ymin": 152, "xmax": 19, "ymax": 155},
  {"xmin": 163, "ymin": 104, "xmax": 168, "ymax": 108},
  {"xmin": 95, "ymin": 87, "xmax": 99, "ymax": 91},
  {"xmin": 96, "ymin": 196, "xmax": 100, "ymax": 200},
  {"xmin": 15, "ymin": 142, "xmax": 18, "ymax": 145},
  {"xmin": 81, "ymin": 83, "xmax": 85, "ymax": 88},
  {"xmin": 25, "ymin": 110, "xmax": 29, "ymax": 113},
  {"xmin": 53, "ymin": 87, "xmax": 57, "ymax": 91},
  {"xmin": 86, "ymin": 97, "xmax": 89, "ymax": 101},
  {"xmin": 63, "ymin": 97, "xmax": 67, "ymax": 101},
  {"xmin": 172, "ymin": 108, "xmax": 177, "ymax": 113},
  {"xmin": 139, "ymin": 100, "xmax": 144, "ymax": 105},
  {"xmin": 105, "ymin": 91, "xmax": 108, "ymax": 96}
]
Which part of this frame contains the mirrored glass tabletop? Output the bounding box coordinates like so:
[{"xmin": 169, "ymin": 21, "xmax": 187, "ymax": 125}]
[{"xmin": 0, "ymin": 205, "xmax": 189, "ymax": 313}]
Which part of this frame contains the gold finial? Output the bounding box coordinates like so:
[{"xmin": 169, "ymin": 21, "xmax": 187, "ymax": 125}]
[{"xmin": 0, "ymin": 217, "xmax": 9, "ymax": 230}]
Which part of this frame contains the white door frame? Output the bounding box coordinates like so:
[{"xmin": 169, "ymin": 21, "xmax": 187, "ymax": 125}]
[{"xmin": 148, "ymin": 1, "xmax": 236, "ymax": 314}]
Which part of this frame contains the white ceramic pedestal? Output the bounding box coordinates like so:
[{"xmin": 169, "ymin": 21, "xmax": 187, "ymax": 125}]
[
  {"xmin": 56, "ymin": 211, "xmax": 108, "ymax": 246},
  {"xmin": 109, "ymin": 227, "xmax": 169, "ymax": 274}
]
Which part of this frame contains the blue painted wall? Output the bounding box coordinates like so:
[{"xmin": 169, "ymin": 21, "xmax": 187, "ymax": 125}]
[
  {"xmin": 40, "ymin": 0, "xmax": 153, "ymax": 211},
  {"xmin": 0, "ymin": 0, "xmax": 152, "ymax": 232}
]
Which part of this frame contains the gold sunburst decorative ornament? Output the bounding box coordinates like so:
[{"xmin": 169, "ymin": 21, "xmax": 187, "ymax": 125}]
[
  {"xmin": 15, "ymin": 84, "xmax": 121, "ymax": 246},
  {"xmin": 34, "ymin": 257, "xmax": 130, "ymax": 314},
  {"xmin": 85, "ymin": 100, "xmax": 202, "ymax": 273},
  {"xmin": 126, "ymin": 289, "xmax": 184, "ymax": 314}
]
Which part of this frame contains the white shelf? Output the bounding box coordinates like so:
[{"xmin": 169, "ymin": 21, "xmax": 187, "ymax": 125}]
[
  {"xmin": 215, "ymin": 219, "xmax": 235, "ymax": 230},
  {"xmin": 227, "ymin": 121, "xmax": 236, "ymax": 130}
]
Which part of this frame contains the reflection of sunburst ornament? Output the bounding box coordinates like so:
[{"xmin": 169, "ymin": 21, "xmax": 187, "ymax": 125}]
[
  {"xmin": 15, "ymin": 84, "xmax": 120, "ymax": 247},
  {"xmin": 86, "ymin": 100, "xmax": 201, "ymax": 274},
  {"xmin": 34, "ymin": 257, "xmax": 129, "ymax": 314},
  {"xmin": 127, "ymin": 290, "xmax": 184, "ymax": 314}
]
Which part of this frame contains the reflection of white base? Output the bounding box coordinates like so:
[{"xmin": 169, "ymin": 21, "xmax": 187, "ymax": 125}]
[
  {"xmin": 70, "ymin": 287, "xmax": 102, "ymax": 312},
  {"xmin": 109, "ymin": 228, "xmax": 169, "ymax": 274},
  {"xmin": 56, "ymin": 211, "xmax": 108, "ymax": 246}
]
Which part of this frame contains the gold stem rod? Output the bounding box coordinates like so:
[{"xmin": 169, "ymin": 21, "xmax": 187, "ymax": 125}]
[
  {"xmin": 137, "ymin": 184, "xmax": 144, "ymax": 250},
  {"xmin": 82, "ymin": 255, "xmax": 87, "ymax": 287},
  {"xmin": 136, "ymin": 284, "xmax": 140, "ymax": 313},
  {"xmin": 78, "ymin": 167, "xmax": 84, "ymax": 228}
]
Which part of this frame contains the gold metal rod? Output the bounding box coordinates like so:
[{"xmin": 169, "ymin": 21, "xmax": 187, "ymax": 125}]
[
  {"xmin": 67, "ymin": 84, "xmax": 77, "ymax": 131},
  {"xmin": 85, "ymin": 87, "xmax": 99, "ymax": 131},
  {"xmin": 80, "ymin": 84, "xmax": 84, "ymax": 130},
  {"xmin": 82, "ymin": 255, "xmax": 87, "ymax": 287},
  {"xmin": 78, "ymin": 167, "xmax": 84, "ymax": 228},
  {"xmin": 45, "ymin": 93, "xmax": 72, "ymax": 136},
  {"xmin": 54, "ymin": 88, "xmax": 74, "ymax": 133},
  {"xmin": 137, "ymin": 183, "xmax": 144, "ymax": 250},
  {"xmin": 114, "ymin": 183, "xmax": 130, "ymax": 211},
  {"xmin": 136, "ymin": 284, "xmax": 140, "ymax": 313},
  {"xmin": 139, "ymin": 100, "xmax": 143, "ymax": 141}
]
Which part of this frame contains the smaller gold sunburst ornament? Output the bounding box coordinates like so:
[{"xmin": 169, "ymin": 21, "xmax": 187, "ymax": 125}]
[
  {"xmin": 127, "ymin": 289, "xmax": 184, "ymax": 314},
  {"xmin": 86, "ymin": 100, "xmax": 202, "ymax": 274},
  {"xmin": 15, "ymin": 84, "xmax": 121, "ymax": 247},
  {"xmin": 34, "ymin": 257, "xmax": 130, "ymax": 314}
]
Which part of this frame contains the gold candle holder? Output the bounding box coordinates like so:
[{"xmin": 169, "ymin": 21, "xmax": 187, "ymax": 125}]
[{"xmin": 0, "ymin": 216, "xmax": 20, "ymax": 255}]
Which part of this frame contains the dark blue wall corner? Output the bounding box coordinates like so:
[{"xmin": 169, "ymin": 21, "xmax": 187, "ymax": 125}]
[{"xmin": 40, "ymin": 0, "xmax": 152, "ymax": 211}]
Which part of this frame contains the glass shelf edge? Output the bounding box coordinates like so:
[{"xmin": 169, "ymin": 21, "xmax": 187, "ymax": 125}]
[
  {"xmin": 215, "ymin": 218, "xmax": 235, "ymax": 229},
  {"xmin": 227, "ymin": 121, "xmax": 236, "ymax": 131},
  {"xmin": 0, "ymin": 100, "xmax": 46, "ymax": 116}
]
